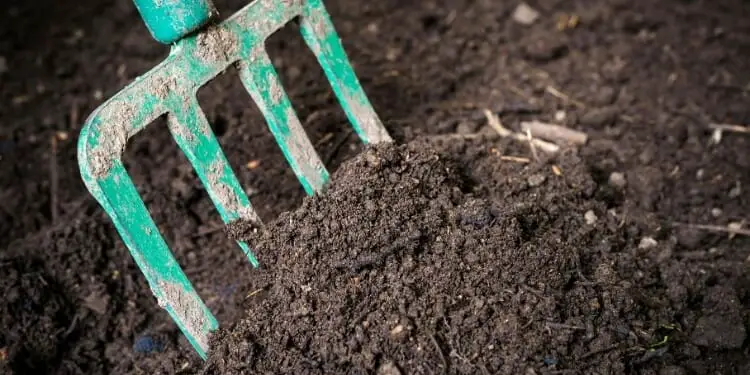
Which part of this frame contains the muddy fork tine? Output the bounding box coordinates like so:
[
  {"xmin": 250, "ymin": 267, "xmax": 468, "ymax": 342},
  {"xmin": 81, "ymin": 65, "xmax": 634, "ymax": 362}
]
[
  {"xmin": 167, "ymin": 98, "xmax": 261, "ymax": 265},
  {"xmin": 299, "ymin": 0, "xmax": 392, "ymax": 145},
  {"xmin": 238, "ymin": 51, "xmax": 329, "ymax": 194}
]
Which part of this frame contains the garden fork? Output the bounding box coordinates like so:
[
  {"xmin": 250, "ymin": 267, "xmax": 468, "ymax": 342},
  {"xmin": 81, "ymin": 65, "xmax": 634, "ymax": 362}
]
[{"xmin": 76, "ymin": 0, "xmax": 391, "ymax": 359}]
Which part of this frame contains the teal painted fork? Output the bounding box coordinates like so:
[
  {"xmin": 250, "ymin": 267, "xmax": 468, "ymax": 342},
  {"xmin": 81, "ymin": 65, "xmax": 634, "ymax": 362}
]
[{"xmin": 77, "ymin": 0, "xmax": 391, "ymax": 359}]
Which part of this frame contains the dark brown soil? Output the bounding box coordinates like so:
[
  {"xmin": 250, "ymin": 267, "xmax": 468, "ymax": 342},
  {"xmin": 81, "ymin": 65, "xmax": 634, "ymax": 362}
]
[
  {"xmin": 197, "ymin": 140, "xmax": 748, "ymax": 374},
  {"xmin": 1, "ymin": 0, "xmax": 749, "ymax": 374}
]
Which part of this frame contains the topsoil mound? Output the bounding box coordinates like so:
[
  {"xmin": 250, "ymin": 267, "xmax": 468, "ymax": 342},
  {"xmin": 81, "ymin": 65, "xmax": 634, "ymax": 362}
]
[{"xmin": 188, "ymin": 139, "xmax": 748, "ymax": 375}]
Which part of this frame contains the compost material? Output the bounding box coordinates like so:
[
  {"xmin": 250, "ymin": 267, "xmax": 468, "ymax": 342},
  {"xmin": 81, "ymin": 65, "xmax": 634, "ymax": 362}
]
[
  {"xmin": 1, "ymin": 0, "xmax": 749, "ymax": 374},
  {"xmin": 198, "ymin": 140, "xmax": 747, "ymax": 374}
]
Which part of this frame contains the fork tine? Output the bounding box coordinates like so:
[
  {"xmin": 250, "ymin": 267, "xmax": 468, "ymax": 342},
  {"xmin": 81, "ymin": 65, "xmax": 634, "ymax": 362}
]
[
  {"xmin": 167, "ymin": 98, "xmax": 261, "ymax": 266},
  {"xmin": 238, "ymin": 49, "xmax": 329, "ymax": 195},
  {"xmin": 77, "ymin": 141, "xmax": 218, "ymax": 358},
  {"xmin": 300, "ymin": 0, "xmax": 392, "ymax": 145}
]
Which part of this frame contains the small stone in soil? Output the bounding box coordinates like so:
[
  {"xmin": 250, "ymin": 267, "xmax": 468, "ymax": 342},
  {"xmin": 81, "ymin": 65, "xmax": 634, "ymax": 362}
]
[
  {"xmin": 608, "ymin": 172, "xmax": 627, "ymax": 189},
  {"xmin": 527, "ymin": 174, "xmax": 546, "ymax": 187},
  {"xmin": 638, "ymin": 237, "xmax": 658, "ymax": 249},
  {"xmin": 512, "ymin": 3, "xmax": 540, "ymax": 25},
  {"xmin": 584, "ymin": 210, "xmax": 598, "ymax": 225},
  {"xmin": 554, "ymin": 110, "xmax": 566, "ymax": 121},
  {"xmin": 377, "ymin": 361, "xmax": 402, "ymax": 375}
]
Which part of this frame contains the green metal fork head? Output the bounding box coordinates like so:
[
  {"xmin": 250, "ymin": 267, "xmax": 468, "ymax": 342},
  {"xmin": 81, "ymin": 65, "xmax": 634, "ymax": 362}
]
[{"xmin": 77, "ymin": 0, "xmax": 391, "ymax": 359}]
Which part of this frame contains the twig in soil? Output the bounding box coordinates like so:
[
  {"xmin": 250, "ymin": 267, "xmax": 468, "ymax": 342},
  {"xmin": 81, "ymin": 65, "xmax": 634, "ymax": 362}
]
[
  {"xmin": 520, "ymin": 120, "xmax": 588, "ymax": 145},
  {"xmin": 546, "ymin": 322, "xmax": 586, "ymax": 331},
  {"xmin": 63, "ymin": 313, "xmax": 80, "ymax": 338},
  {"xmin": 672, "ymin": 221, "xmax": 750, "ymax": 238},
  {"xmin": 429, "ymin": 333, "xmax": 448, "ymax": 371},
  {"xmin": 191, "ymin": 224, "xmax": 224, "ymax": 238},
  {"xmin": 50, "ymin": 136, "xmax": 59, "ymax": 223},
  {"xmin": 525, "ymin": 128, "xmax": 540, "ymax": 161},
  {"xmin": 426, "ymin": 133, "xmax": 485, "ymax": 141},
  {"xmin": 483, "ymin": 109, "xmax": 560, "ymax": 154},
  {"xmin": 69, "ymin": 99, "xmax": 80, "ymax": 127},
  {"xmin": 314, "ymin": 132, "xmax": 335, "ymax": 147},
  {"xmin": 708, "ymin": 123, "xmax": 750, "ymax": 134},
  {"xmin": 545, "ymin": 86, "xmax": 586, "ymax": 108},
  {"xmin": 580, "ymin": 344, "xmax": 619, "ymax": 359},
  {"xmin": 497, "ymin": 154, "xmax": 531, "ymax": 164}
]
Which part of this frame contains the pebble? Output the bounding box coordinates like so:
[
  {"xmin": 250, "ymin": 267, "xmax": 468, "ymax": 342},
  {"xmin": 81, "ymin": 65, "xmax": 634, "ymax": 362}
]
[
  {"xmin": 638, "ymin": 237, "xmax": 658, "ymax": 249},
  {"xmin": 527, "ymin": 174, "xmax": 546, "ymax": 187},
  {"xmin": 580, "ymin": 106, "xmax": 618, "ymax": 127},
  {"xmin": 512, "ymin": 3, "xmax": 540, "ymax": 25},
  {"xmin": 608, "ymin": 172, "xmax": 627, "ymax": 189},
  {"xmin": 554, "ymin": 110, "xmax": 566, "ymax": 122},
  {"xmin": 711, "ymin": 208, "xmax": 722, "ymax": 217},
  {"xmin": 377, "ymin": 361, "xmax": 402, "ymax": 375},
  {"xmin": 584, "ymin": 210, "xmax": 598, "ymax": 225}
]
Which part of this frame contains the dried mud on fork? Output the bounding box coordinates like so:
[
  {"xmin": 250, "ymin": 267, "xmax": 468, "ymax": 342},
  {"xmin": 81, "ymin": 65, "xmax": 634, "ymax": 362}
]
[{"xmin": 1, "ymin": 0, "xmax": 749, "ymax": 374}]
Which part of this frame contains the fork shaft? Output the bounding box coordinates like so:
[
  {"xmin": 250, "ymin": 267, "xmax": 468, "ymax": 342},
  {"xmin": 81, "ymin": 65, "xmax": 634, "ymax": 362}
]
[{"xmin": 133, "ymin": 0, "xmax": 217, "ymax": 44}]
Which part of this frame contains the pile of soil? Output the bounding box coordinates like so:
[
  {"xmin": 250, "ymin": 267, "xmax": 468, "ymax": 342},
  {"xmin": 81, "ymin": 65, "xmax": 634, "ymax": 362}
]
[
  {"xmin": 1, "ymin": 0, "xmax": 749, "ymax": 373},
  {"xmin": 195, "ymin": 140, "xmax": 746, "ymax": 374}
]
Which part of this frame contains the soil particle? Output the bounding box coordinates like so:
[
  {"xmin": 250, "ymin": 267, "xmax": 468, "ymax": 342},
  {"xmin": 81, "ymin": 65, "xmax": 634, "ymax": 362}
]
[
  {"xmin": 0, "ymin": 256, "xmax": 74, "ymax": 374},
  {"xmin": 609, "ymin": 171, "xmax": 627, "ymax": 189},
  {"xmin": 675, "ymin": 227, "xmax": 706, "ymax": 250},
  {"xmin": 592, "ymin": 86, "xmax": 618, "ymax": 106},
  {"xmin": 521, "ymin": 32, "xmax": 569, "ymax": 63},
  {"xmin": 689, "ymin": 286, "xmax": 747, "ymax": 350},
  {"xmin": 626, "ymin": 166, "xmax": 665, "ymax": 210},
  {"xmin": 580, "ymin": 106, "xmax": 619, "ymax": 128}
]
